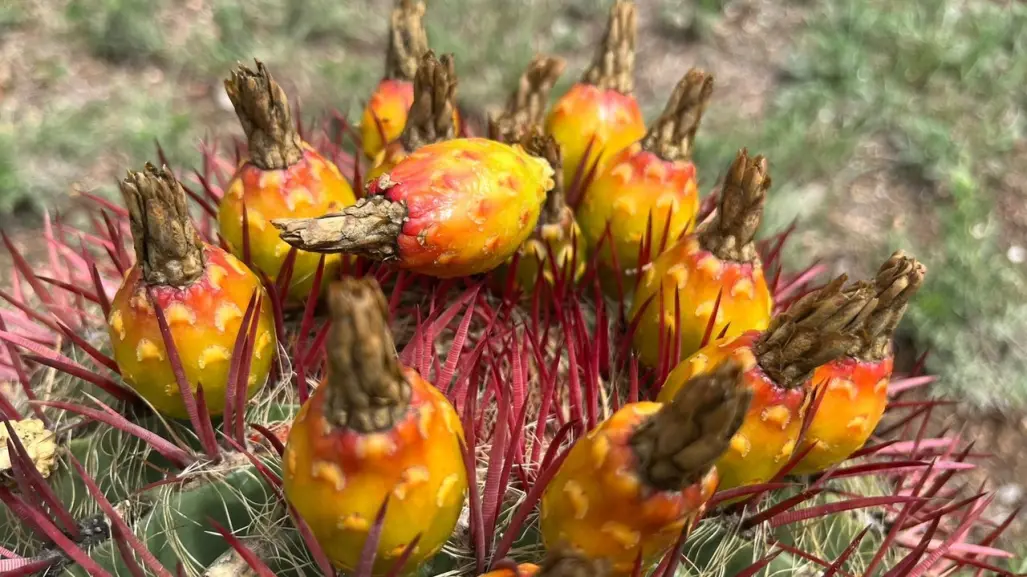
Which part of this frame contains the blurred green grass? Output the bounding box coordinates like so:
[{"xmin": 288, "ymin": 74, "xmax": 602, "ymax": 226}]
[{"xmin": 1, "ymin": 0, "xmax": 1026, "ymax": 414}]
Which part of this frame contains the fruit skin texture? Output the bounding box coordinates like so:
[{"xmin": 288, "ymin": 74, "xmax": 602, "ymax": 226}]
[
  {"xmin": 546, "ymin": 83, "xmax": 645, "ymax": 189},
  {"xmin": 657, "ymin": 333, "xmax": 805, "ymax": 491},
  {"xmin": 108, "ymin": 245, "xmax": 276, "ymax": 419},
  {"xmin": 360, "ymin": 79, "xmax": 415, "ymax": 160},
  {"xmin": 478, "ymin": 564, "xmax": 541, "ymax": 577},
  {"xmin": 218, "ymin": 144, "xmax": 356, "ymax": 303},
  {"xmin": 365, "ymin": 99, "xmax": 461, "ymax": 184},
  {"xmin": 283, "ymin": 365, "xmax": 468, "ymax": 575},
  {"xmin": 630, "ymin": 235, "xmax": 772, "ymax": 368},
  {"xmin": 376, "ymin": 139, "xmax": 551, "ymax": 277},
  {"xmin": 579, "ymin": 145, "xmax": 700, "ymax": 279},
  {"xmin": 540, "ymin": 402, "xmax": 718, "ymax": 575},
  {"xmin": 790, "ymin": 355, "xmax": 893, "ymax": 475}
]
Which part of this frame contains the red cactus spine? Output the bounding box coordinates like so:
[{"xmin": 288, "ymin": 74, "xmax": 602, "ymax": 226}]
[
  {"xmin": 217, "ymin": 61, "xmax": 357, "ymax": 304},
  {"xmin": 545, "ymin": 0, "xmax": 645, "ymax": 188},
  {"xmin": 657, "ymin": 276, "xmax": 875, "ymax": 492},
  {"xmin": 792, "ymin": 251, "xmax": 927, "ymax": 474},
  {"xmin": 109, "ymin": 163, "xmax": 276, "ymax": 419},
  {"xmin": 630, "ymin": 148, "xmax": 773, "ymax": 367},
  {"xmin": 540, "ymin": 362, "xmax": 751, "ymax": 574},
  {"xmin": 579, "ymin": 68, "xmax": 714, "ymax": 289},
  {"xmin": 272, "ymin": 137, "xmax": 555, "ymax": 278},
  {"xmin": 367, "ymin": 50, "xmax": 460, "ymax": 183},
  {"xmin": 282, "ymin": 278, "xmax": 468, "ymax": 575}
]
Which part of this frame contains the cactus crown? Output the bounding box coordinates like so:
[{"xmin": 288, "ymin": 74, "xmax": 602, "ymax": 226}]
[
  {"xmin": 519, "ymin": 127, "xmax": 567, "ymax": 226},
  {"xmin": 223, "ymin": 60, "xmax": 304, "ymax": 170},
  {"xmin": 754, "ymin": 275, "xmax": 878, "ymax": 389},
  {"xmin": 698, "ymin": 149, "xmax": 770, "ymax": 263},
  {"xmin": 384, "ymin": 0, "xmax": 430, "ymax": 81},
  {"xmin": 489, "ymin": 55, "xmax": 567, "ymax": 145},
  {"xmin": 858, "ymin": 251, "xmax": 927, "ymax": 361},
  {"xmin": 536, "ymin": 546, "xmax": 611, "ymax": 577},
  {"xmin": 581, "ymin": 0, "xmax": 636, "ymax": 94},
  {"xmin": 630, "ymin": 361, "xmax": 752, "ymax": 492},
  {"xmin": 120, "ymin": 162, "xmax": 206, "ymax": 287},
  {"xmin": 641, "ymin": 68, "xmax": 714, "ymax": 162},
  {"xmin": 323, "ymin": 277, "xmax": 412, "ymax": 433},
  {"xmin": 401, "ymin": 50, "xmax": 459, "ymax": 152}
]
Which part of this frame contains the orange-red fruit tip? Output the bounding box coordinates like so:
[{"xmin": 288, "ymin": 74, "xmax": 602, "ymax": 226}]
[
  {"xmin": 629, "ymin": 149, "xmax": 772, "ymax": 367},
  {"xmin": 576, "ymin": 69, "xmax": 714, "ymax": 290},
  {"xmin": 367, "ymin": 51, "xmax": 461, "ymax": 183},
  {"xmin": 546, "ymin": 0, "xmax": 644, "ymax": 188},
  {"xmin": 792, "ymin": 251, "xmax": 927, "ymax": 474},
  {"xmin": 360, "ymin": 0, "xmax": 430, "ymax": 159},
  {"xmin": 273, "ymin": 138, "xmax": 556, "ymax": 278},
  {"xmin": 110, "ymin": 163, "xmax": 276, "ymax": 419},
  {"xmin": 657, "ymin": 275, "xmax": 876, "ymax": 492},
  {"xmin": 218, "ymin": 60, "xmax": 357, "ymax": 304},
  {"xmin": 283, "ymin": 278, "xmax": 467, "ymax": 576},
  {"xmin": 539, "ymin": 362, "xmax": 749, "ymax": 575}
]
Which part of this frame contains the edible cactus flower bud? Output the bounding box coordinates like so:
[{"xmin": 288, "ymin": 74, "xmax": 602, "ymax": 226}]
[
  {"xmin": 541, "ymin": 361, "xmax": 751, "ymax": 575},
  {"xmin": 657, "ymin": 276, "xmax": 876, "ymax": 492},
  {"xmin": 283, "ymin": 278, "xmax": 467, "ymax": 576},
  {"xmin": 217, "ymin": 60, "xmax": 357, "ymax": 305},
  {"xmin": 545, "ymin": 0, "xmax": 645, "ymax": 188},
  {"xmin": 367, "ymin": 50, "xmax": 460, "ymax": 183},
  {"xmin": 359, "ymin": 0, "xmax": 428, "ymax": 159},
  {"xmin": 630, "ymin": 148, "xmax": 772, "ymax": 367},
  {"xmin": 110, "ymin": 164, "xmax": 276, "ymax": 419},
  {"xmin": 489, "ymin": 57, "xmax": 587, "ymax": 290},
  {"xmin": 273, "ymin": 137, "xmax": 555, "ymax": 278},
  {"xmin": 580, "ymin": 69, "xmax": 713, "ymax": 290},
  {"xmin": 793, "ymin": 252, "xmax": 927, "ymax": 474}
]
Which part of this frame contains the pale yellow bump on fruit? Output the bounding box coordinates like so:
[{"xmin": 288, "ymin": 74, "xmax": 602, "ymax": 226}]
[
  {"xmin": 874, "ymin": 378, "xmax": 889, "ymax": 395},
  {"xmin": 440, "ymin": 402, "xmax": 457, "ymax": 435},
  {"xmin": 436, "ymin": 251, "xmax": 458, "ymax": 265},
  {"xmin": 654, "ymin": 193, "xmax": 679, "ymax": 213},
  {"xmin": 258, "ymin": 170, "xmax": 283, "ymax": 191},
  {"xmin": 731, "ymin": 348, "xmax": 759, "ymax": 372},
  {"xmin": 601, "ymin": 522, "xmax": 641, "ymax": 550},
  {"xmin": 286, "ymin": 448, "xmax": 298, "ymax": 476},
  {"xmin": 609, "ymin": 161, "xmax": 634, "ymax": 185},
  {"xmin": 662, "ymin": 311, "xmax": 676, "ymax": 331},
  {"xmin": 760, "ymin": 405, "xmax": 791, "ymax": 430},
  {"xmin": 135, "ymin": 338, "xmax": 164, "ymax": 362},
  {"xmin": 393, "ymin": 466, "xmax": 430, "ymax": 500},
  {"xmin": 612, "ymin": 195, "xmax": 636, "ymax": 216},
  {"xmin": 828, "ymin": 379, "xmax": 858, "ymax": 401},
  {"xmin": 846, "ymin": 415, "xmax": 868, "ymax": 433},
  {"xmin": 693, "ymin": 300, "xmax": 719, "ymax": 322},
  {"xmin": 776, "ymin": 439, "xmax": 796, "ymax": 463},
  {"xmin": 610, "ymin": 468, "xmax": 640, "ymax": 497},
  {"xmin": 273, "ymin": 241, "xmax": 288, "ymax": 258},
  {"xmin": 730, "ymin": 433, "xmax": 751, "ymax": 458},
  {"xmin": 242, "ymin": 207, "xmax": 268, "ymax": 231},
  {"xmin": 667, "ymin": 263, "xmax": 689, "ymax": 290},
  {"xmin": 417, "ymin": 404, "xmax": 434, "ymax": 440},
  {"xmin": 563, "ymin": 480, "xmax": 589, "ymax": 520},
  {"xmin": 197, "ymin": 345, "xmax": 231, "ymax": 369},
  {"xmin": 339, "ymin": 513, "xmax": 369, "ymax": 532},
  {"xmin": 311, "ymin": 461, "xmax": 347, "ymax": 492},
  {"xmin": 247, "ymin": 372, "xmax": 259, "ymax": 386},
  {"xmin": 109, "ymin": 310, "xmax": 125, "ymax": 340},
  {"xmin": 227, "ymin": 180, "xmax": 245, "ymax": 199},
  {"xmin": 255, "ymin": 331, "xmax": 273, "ymax": 361},
  {"xmin": 688, "ymin": 353, "xmax": 709, "ymax": 375},
  {"xmin": 356, "ymin": 434, "xmax": 397, "ymax": 460},
  {"xmin": 129, "ymin": 293, "xmax": 154, "ymax": 314},
  {"xmin": 484, "ymin": 235, "xmax": 502, "ymax": 253},
  {"xmin": 641, "ymin": 265, "xmax": 657, "ymax": 287},
  {"xmin": 387, "ymin": 543, "xmax": 419, "ymax": 559},
  {"xmin": 642, "ymin": 160, "xmax": 668, "ymax": 182},
  {"xmin": 285, "ymin": 187, "xmax": 315, "ymax": 212},
  {"xmin": 215, "ymin": 302, "xmax": 244, "ymax": 333},
  {"xmin": 436, "ymin": 473, "xmax": 460, "ymax": 508},
  {"xmin": 164, "ymin": 302, "xmax": 197, "ymax": 326},
  {"xmin": 591, "ymin": 434, "xmax": 610, "ymax": 470},
  {"xmin": 207, "ymin": 265, "xmax": 228, "ymax": 291},
  {"xmin": 696, "ymin": 255, "xmax": 723, "ymax": 279},
  {"xmin": 224, "ymin": 253, "xmax": 249, "ymax": 276},
  {"xmin": 729, "ymin": 278, "xmax": 755, "ymax": 299}
]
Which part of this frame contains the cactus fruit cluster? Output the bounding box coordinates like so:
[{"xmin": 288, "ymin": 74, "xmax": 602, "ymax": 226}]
[{"xmin": 0, "ymin": 1, "xmax": 1019, "ymax": 576}]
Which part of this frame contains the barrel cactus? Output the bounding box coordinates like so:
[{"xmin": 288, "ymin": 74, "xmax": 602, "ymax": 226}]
[{"xmin": 0, "ymin": 1, "xmax": 1016, "ymax": 576}]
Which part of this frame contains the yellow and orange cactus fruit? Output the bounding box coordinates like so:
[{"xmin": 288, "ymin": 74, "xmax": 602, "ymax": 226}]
[
  {"xmin": 792, "ymin": 251, "xmax": 927, "ymax": 474},
  {"xmin": 480, "ymin": 548, "xmax": 611, "ymax": 577},
  {"xmin": 109, "ymin": 164, "xmax": 276, "ymax": 419},
  {"xmin": 578, "ymin": 69, "xmax": 714, "ymax": 294},
  {"xmin": 657, "ymin": 275, "xmax": 876, "ymax": 492},
  {"xmin": 273, "ymin": 137, "xmax": 555, "ymax": 278},
  {"xmin": 283, "ymin": 278, "xmax": 467, "ymax": 576},
  {"xmin": 540, "ymin": 361, "xmax": 751, "ymax": 575},
  {"xmin": 217, "ymin": 61, "xmax": 357, "ymax": 305},
  {"xmin": 629, "ymin": 147, "xmax": 772, "ymax": 367},
  {"xmin": 367, "ymin": 50, "xmax": 460, "ymax": 183},
  {"xmin": 488, "ymin": 57, "xmax": 588, "ymax": 291},
  {"xmin": 546, "ymin": 0, "xmax": 646, "ymax": 188}
]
